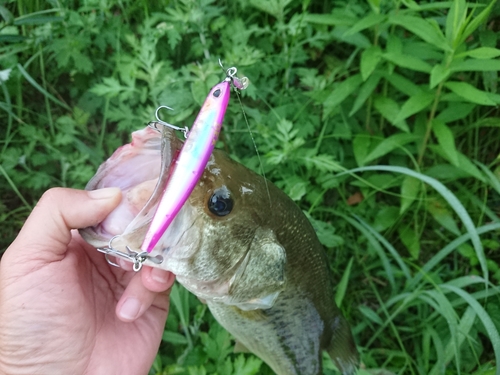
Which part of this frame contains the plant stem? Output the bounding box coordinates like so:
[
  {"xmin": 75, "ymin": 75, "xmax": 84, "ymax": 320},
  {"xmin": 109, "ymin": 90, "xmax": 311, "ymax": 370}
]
[
  {"xmin": 417, "ymin": 82, "xmax": 444, "ymax": 166},
  {"xmin": 99, "ymin": 97, "xmax": 110, "ymax": 151},
  {"xmin": 39, "ymin": 45, "xmax": 55, "ymax": 137}
]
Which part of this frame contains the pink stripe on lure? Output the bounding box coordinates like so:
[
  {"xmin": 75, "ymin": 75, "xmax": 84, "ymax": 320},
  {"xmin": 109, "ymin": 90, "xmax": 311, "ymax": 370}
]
[{"xmin": 141, "ymin": 80, "xmax": 232, "ymax": 253}]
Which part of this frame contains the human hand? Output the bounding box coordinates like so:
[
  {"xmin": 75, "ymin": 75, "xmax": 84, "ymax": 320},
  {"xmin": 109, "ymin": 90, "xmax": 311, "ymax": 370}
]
[{"xmin": 0, "ymin": 188, "xmax": 175, "ymax": 374}]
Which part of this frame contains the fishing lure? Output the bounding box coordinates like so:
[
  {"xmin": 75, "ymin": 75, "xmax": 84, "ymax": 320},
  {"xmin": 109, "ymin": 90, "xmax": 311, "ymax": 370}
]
[{"xmin": 141, "ymin": 63, "xmax": 248, "ymax": 253}]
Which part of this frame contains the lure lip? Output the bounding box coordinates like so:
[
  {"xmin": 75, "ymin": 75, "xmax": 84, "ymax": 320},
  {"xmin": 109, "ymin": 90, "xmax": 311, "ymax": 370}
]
[{"xmin": 141, "ymin": 80, "xmax": 231, "ymax": 252}]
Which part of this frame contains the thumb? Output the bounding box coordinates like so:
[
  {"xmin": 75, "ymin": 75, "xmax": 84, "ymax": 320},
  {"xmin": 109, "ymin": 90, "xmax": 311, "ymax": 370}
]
[{"xmin": 7, "ymin": 187, "xmax": 122, "ymax": 260}]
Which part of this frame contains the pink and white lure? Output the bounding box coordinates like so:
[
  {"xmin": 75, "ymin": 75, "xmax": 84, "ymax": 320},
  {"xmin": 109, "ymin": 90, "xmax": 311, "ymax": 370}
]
[{"xmin": 141, "ymin": 66, "xmax": 248, "ymax": 253}]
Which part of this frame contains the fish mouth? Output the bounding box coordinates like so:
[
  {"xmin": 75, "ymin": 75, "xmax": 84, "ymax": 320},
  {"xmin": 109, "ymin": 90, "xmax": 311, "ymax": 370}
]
[{"xmin": 80, "ymin": 125, "xmax": 184, "ymax": 250}]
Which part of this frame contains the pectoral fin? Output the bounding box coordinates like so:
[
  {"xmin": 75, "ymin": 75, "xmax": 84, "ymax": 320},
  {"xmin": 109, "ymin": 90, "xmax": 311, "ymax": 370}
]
[{"xmin": 227, "ymin": 227, "xmax": 286, "ymax": 308}]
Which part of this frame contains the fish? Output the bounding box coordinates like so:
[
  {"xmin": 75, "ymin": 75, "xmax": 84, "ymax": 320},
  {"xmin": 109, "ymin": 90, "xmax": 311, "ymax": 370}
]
[{"xmin": 80, "ymin": 125, "xmax": 359, "ymax": 375}]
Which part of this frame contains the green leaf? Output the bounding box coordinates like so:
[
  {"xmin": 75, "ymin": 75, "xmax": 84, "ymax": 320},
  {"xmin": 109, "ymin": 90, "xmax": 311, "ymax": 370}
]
[
  {"xmin": 444, "ymin": 81, "xmax": 497, "ymax": 106},
  {"xmin": 249, "ymin": 0, "xmax": 293, "ymax": 18},
  {"xmin": 331, "ymin": 26, "xmax": 372, "ymax": 48},
  {"xmin": 388, "ymin": 15, "xmax": 452, "ymax": 52},
  {"xmin": 340, "ymin": 166, "xmax": 487, "ymax": 281},
  {"xmin": 460, "ymin": 0, "xmax": 496, "ymax": 46},
  {"xmin": 394, "ymin": 91, "xmax": 435, "ymax": 123},
  {"xmin": 382, "ymin": 52, "xmax": 432, "ymax": 73},
  {"xmin": 90, "ymin": 77, "xmax": 126, "ymax": 98},
  {"xmin": 382, "ymin": 71, "xmax": 422, "ymax": 96},
  {"xmin": 301, "ymin": 154, "xmax": 343, "ymax": 172},
  {"xmin": 428, "ymin": 200, "xmax": 461, "ymax": 236},
  {"xmin": 335, "ymin": 257, "xmax": 354, "ymax": 307},
  {"xmin": 162, "ymin": 331, "xmax": 189, "ymax": 345},
  {"xmin": 441, "ymin": 284, "xmax": 500, "ymax": 369},
  {"xmin": 344, "ymin": 13, "xmax": 386, "ymax": 36},
  {"xmin": 232, "ymin": 355, "xmax": 262, "ymax": 375},
  {"xmin": 436, "ymin": 102, "xmax": 475, "ymax": 123},
  {"xmin": 430, "ymin": 63, "xmax": 451, "ymax": 88},
  {"xmin": 363, "ymin": 133, "xmax": 419, "ymax": 164},
  {"xmin": 400, "ymin": 175, "xmax": 420, "ymax": 213},
  {"xmin": 475, "ymin": 161, "xmax": 500, "ymax": 195},
  {"xmin": 445, "ymin": 0, "xmax": 467, "ymax": 46},
  {"xmin": 358, "ymin": 305, "xmax": 383, "ymax": 325},
  {"xmin": 367, "ymin": 0, "xmax": 381, "ymax": 13},
  {"xmin": 431, "ymin": 146, "xmax": 486, "ymax": 182},
  {"xmin": 398, "ymin": 225, "xmax": 421, "ymax": 259},
  {"xmin": 455, "ymin": 153, "xmax": 486, "ymax": 182},
  {"xmin": 17, "ymin": 63, "xmax": 71, "ymax": 111},
  {"xmin": 373, "ymin": 206, "xmax": 400, "ymax": 231},
  {"xmin": 349, "ymin": 72, "xmax": 382, "ymax": 116},
  {"xmin": 14, "ymin": 15, "xmax": 64, "ymax": 25},
  {"xmin": 323, "ymin": 74, "xmax": 363, "ymax": 118},
  {"xmin": 373, "ymin": 95, "xmax": 409, "ymax": 132},
  {"xmin": 303, "ymin": 12, "xmax": 355, "ymax": 26},
  {"xmin": 360, "ymin": 46, "xmax": 382, "ymax": 81},
  {"xmin": 456, "ymin": 47, "xmax": 500, "ymax": 59},
  {"xmin": 353, "ymin": 134, "xmax": 371, "ymax": 167},
  {"xmin": 450, "ymin": 59, "xmax": 500, "ymax": 72},
  {"xmin": 432, "ymin": 120, "xmax": 459, "ymax": 166},
  {"xmin": 0, "ymin": 5, "xmax": 14, "ymax": 24}
]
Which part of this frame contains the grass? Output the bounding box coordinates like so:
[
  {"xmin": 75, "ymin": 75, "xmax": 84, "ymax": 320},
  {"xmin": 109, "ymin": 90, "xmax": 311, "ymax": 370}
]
[{"xmin": 2, "ymin": 0, "xmax": 500, "ymax": 374}]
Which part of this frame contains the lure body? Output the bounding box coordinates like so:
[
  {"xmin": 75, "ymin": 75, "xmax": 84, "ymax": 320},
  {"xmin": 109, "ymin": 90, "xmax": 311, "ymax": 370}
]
[{"xmin": 141, "ymin": 80, "xmax": 231, "ymax": 252}]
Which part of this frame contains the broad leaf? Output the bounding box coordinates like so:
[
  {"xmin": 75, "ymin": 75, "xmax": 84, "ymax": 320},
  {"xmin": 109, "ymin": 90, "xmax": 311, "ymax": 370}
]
[
  {"xmin": 363, "ymin": 133, "xmax": 419, "ymax": 164},
  {"xmin": 360, "ymin": 46, "xmax": 382, "ymax": 81},
  {"xmin": 450, "ymin": 59, "xmax": 500, "ymax": 72},
  {"xmin": 401, "ymin": 175, "xmax": 420, "ymax": 213},
  {"xmin": 323, "ymin": 74, "xmax": 363, "ymax": 118},
  {"xmin": 430, "ymin": 63, "xmax": 451, "ymax": 88},
  {"xmin": 444, "ymin": 81, "xmax": 497, "ymax": 106},
  {"xmin": 394, "ymin": 91, "xmax": 435, "ymax": 123},
  {"xmin": 399, "ymin": 225, "xmax": 421, "ymax": 259},
  {"xmin": 373, "ymin": 95, "xmax": 409, "ymax": 132},
  {"xmin": 344, "ymin": 13, "xmax": 386, "ymax": 36},
  {"xmin": 382, "ymin": 52, "xmax": 432, "ymax": 73},
  {"xmin": 349, "ymin": 72, "xmax": 382, "ymax": 116},
  {"xmin": 432, "ymin": 120, "xmax": 459, "ymax": 166},
  {"xmin": 388, "ymin": 14, "xmax": 451, "ymax": 52}
]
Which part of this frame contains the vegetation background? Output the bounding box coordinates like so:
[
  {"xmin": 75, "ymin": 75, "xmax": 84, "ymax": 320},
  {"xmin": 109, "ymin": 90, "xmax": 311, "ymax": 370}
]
[{"xmin": 1, "ymin": 0, "xmax": 500, "ymax": 374}]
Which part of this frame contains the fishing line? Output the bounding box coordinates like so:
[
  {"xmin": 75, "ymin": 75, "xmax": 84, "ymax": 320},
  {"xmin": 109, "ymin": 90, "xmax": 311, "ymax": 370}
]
[{"xmin": 235, "ymin": 88, "xmax": 272, "ymax": 206}]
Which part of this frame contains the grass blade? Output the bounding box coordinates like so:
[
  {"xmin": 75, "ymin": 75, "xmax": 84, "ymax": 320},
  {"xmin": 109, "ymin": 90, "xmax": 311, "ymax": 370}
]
[
  {"xmin": 16, "ymin": 63, "xmax": 71, "ymax": 111},
  {"xmin": 338, "ymin": 166, "xmax": 488, "ymax": 283}
]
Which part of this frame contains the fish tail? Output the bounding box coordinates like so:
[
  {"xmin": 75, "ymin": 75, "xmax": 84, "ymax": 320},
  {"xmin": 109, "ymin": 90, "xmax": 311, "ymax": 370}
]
[{"xmin": 326, "ymin": 316, "xmax": 359, "ymax": 375}]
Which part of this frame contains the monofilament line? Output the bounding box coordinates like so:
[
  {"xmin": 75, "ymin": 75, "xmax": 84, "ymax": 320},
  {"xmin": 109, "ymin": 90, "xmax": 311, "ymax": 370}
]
[{"xmin": 235, "ymin": 89, "xmax": 272, "ymax": 207}]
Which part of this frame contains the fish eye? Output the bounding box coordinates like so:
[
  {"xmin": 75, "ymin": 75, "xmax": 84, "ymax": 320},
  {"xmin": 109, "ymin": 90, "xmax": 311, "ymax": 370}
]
[
  {"xmin": 213, "ymin": 89, "xmax": 221, "ymax": 97},
  {"xmin": 208, "ymin": 187, "xmax": 233, "ymax": 216}
]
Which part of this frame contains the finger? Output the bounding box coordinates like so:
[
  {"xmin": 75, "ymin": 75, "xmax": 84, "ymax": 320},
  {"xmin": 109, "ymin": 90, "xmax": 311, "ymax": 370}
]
[
  {"xmin": 116, "ymin": 271, "xmax": 171, "ymax": 322},
  {"xmin": 141, "ymin": 267, "xmax": 176, "ymax": 293},
  {"xmin": 117, "ymin": 257, "xmax": 134, "ymax": 272},
  {"xmin": 8, "ymin": 187, "xmax": 122, "ymax": 261}
]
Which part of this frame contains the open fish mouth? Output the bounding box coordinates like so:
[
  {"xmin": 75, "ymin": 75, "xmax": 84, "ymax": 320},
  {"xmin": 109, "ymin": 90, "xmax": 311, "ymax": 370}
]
[{"xmin": 80, "ymin": 125, "xmax": 183, "ymax": 251}]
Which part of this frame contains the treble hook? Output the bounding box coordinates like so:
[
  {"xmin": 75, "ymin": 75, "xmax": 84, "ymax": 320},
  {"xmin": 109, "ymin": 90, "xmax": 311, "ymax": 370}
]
[
  {"xmin": 150, "ymin": 105, "xmax": 189, "ymax": 139},
  {"xmin": 218, "ymin": 59, "xmax": 249, "ymax": 90},
  {"xmin": 97, "ymin": 235, "xmax": 163, "ymax": 272}
]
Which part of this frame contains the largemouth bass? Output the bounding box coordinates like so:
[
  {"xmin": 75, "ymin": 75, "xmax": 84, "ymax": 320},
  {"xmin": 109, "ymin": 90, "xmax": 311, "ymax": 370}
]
[{"xmin": 80, "ymin": 126, "xmax": 359, "ymax": 375}]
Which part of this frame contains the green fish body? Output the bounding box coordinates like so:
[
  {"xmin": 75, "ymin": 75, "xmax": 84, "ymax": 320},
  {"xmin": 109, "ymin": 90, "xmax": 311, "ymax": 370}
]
[{"xmin": 81, "ymin": 126, "xmax": 358, "ymax": 374}]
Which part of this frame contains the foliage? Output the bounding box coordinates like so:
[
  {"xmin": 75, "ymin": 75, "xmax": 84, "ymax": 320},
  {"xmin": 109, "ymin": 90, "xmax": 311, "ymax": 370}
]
[{"xmin": 2, "ymin": 0, "xmax": 500, "ymax": 374}]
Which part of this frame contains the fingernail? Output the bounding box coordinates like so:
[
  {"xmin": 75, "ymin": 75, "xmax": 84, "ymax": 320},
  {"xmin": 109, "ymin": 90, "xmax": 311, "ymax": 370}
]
[
  {"xmin": 119, "ymin": 297, "xmax": 141, "ymax": 320},
  {"xmin": 88, "ymin": 187, "xmax": 121, "ymax": 200},
  {"xmin": 151, "ymin": 268, "xmax": 169, "ymax": 284}
]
